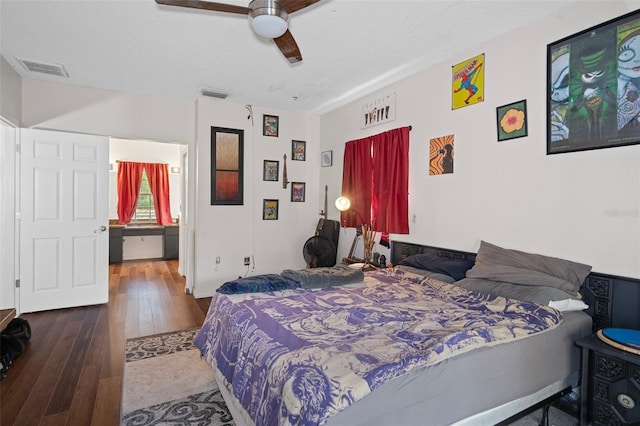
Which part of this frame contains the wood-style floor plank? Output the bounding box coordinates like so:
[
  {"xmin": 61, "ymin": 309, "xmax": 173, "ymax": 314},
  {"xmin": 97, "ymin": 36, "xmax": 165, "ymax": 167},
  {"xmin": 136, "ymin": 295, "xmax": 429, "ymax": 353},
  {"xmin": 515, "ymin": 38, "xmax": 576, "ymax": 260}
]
[{"xmin": 0, "ymin": 259, "xmax": 211, "ymax": 426}]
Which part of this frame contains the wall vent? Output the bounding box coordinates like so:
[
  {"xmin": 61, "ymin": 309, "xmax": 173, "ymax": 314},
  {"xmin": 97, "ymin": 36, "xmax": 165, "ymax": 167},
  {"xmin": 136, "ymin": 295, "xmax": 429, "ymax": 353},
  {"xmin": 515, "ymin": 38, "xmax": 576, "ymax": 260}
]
[
  {"xmin": 17, "ymin": 58, "xmax": 69, "ymax": 77},
  {"xmin": 201, "ymin": 89, "xmax": 228, "ymax": 99}
]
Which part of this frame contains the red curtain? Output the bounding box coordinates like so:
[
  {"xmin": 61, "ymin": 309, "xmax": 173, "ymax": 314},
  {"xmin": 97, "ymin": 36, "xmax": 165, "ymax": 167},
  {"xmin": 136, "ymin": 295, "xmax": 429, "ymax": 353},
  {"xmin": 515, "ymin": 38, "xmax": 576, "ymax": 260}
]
[
  {"xmin": 116, "ymin": 161, "xmax": 173, "ymax": 225},
  {"xmin": 340, "ymin": 138, "xmax": 372, "ymax": 228},
  {"xmin": 371, "ymin": 127, "xmax": 410, "ymax": 234},
  {"xmin": 340, "ymin": 126, "xmax": 409, "ymax": 234},
  {"xmin": 116, "ymin": 161, "xmax": 144, "ymax": 224},
  {"xmin": 144, "ymin": 163, "xmax": 173, "ymax": 225}
]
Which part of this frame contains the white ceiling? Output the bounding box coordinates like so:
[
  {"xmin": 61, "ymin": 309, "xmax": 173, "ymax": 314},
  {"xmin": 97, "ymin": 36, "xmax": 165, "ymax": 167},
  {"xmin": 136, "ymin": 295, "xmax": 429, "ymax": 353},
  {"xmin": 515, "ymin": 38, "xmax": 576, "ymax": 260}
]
[{"xmin": 1, "ymin": 0, "xmax": 584, "ymax": 114}]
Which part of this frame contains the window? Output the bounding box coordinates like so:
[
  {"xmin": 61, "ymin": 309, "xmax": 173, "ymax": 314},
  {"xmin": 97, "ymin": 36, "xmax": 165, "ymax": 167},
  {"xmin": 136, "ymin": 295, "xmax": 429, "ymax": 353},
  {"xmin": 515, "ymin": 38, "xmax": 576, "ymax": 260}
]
[{"xmin": 133, "ymin": 171, "xmax": 156, "ymax": 221}]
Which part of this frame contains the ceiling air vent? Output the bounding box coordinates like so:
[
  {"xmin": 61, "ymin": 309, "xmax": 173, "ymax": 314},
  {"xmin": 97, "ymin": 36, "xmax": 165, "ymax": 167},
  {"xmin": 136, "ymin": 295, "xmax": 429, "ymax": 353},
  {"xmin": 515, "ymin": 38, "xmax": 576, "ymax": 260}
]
[
  {"xmin": 17, "ymin": 58, "xmax": 69, "ymax": 77},
  {"xmin": 200, "ymin": 89, "xmax": 228, "ymax": 100}
]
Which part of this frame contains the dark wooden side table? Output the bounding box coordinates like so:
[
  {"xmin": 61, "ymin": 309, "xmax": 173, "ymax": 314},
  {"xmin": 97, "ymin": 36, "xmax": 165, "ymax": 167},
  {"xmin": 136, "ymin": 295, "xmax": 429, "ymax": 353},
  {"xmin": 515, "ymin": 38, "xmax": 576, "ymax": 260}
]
[{"xmin": 576, "ymin": 334, "xmax": 640, "ymax": 425}]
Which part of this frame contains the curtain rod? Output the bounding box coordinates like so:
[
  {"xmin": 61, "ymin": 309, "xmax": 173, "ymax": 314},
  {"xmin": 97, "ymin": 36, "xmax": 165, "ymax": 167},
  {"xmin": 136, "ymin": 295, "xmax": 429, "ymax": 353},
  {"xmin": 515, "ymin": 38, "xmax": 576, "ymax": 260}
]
[{"xmin": 115, "ymin": 160, "xmax": 169, "ymax": 165}]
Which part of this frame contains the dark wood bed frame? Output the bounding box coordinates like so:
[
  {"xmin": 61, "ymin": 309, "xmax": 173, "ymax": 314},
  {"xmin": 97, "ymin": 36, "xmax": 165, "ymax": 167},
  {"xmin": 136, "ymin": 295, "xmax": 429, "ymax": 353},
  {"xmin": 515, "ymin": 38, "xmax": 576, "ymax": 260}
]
[{"xmin": 390, "ymin": 240, "xmax": 640, "ymax": 424}]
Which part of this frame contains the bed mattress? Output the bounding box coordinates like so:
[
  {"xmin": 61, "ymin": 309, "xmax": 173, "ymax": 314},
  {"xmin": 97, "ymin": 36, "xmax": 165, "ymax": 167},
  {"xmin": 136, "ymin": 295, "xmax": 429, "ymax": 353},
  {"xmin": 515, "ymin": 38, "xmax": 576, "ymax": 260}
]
[
  {"xmin": 324, "ymin": 310, "xmax": 591, "ymax": 426},
  {"xmin": 215, "ymin": 310, "xmax": 590, "ymax": 426},
  {"xmin": 197, "ymin": 270, "xmax": 592, "ymax": 426}
]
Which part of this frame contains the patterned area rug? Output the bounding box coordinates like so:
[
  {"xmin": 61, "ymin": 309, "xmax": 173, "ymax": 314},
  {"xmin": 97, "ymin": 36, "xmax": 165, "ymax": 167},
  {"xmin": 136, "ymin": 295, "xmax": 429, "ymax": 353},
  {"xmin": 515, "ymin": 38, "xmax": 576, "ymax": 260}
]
[
  {"xmin": 120, "ymin": 328, "xmax": 234, "ymax": 425},
  {"xmin": 120, "ymin": 328, "xmax": 577, "ymax": 425}
]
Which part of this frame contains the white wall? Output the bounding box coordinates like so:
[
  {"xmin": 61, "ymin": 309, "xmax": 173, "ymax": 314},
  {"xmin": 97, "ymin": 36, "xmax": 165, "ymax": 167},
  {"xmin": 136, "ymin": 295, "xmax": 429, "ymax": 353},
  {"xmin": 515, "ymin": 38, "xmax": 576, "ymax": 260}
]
[
  {"xmin": 108, "ymin": 138, "xmax": 183, "ymax": 221},
  {"xmin": 12, "ymin": 1, "xmax": 640, "ymax": 305},
  {"xmin": 17, "ymin": 80, "xmax": 323, "ymax": 298},
  {"xmin": 321, "ymin": 1, "xmax": 640, "ymax": 279},
  {"xmin": 192, "ymin": 98, "xmax": 321, "ymax": 297},
  {"xmin": 0, "ymin": 56, "xmax": 22, "ymax": 126},
  {"xmin": 21, "ymin": 79, "xmax": 193, "ymax": 144}
]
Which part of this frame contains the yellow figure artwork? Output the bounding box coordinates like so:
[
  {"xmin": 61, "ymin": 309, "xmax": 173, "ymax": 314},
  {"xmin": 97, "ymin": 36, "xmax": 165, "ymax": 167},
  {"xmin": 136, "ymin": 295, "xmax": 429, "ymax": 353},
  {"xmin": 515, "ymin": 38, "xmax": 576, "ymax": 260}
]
[{"xmin": 452, "ymin": 53, "xmax": 485, "ymax": 109}]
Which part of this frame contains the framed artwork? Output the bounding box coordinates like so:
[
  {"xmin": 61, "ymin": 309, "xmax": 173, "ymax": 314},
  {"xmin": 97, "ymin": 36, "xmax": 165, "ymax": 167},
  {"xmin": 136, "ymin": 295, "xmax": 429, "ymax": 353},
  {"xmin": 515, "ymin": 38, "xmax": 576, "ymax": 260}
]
[
  {"xmin": 263, "ymin": 114, "xmax": 279, "ymax": 137},
  {"xmin": 361, "ymin": 92, "xmax": 396, "ymax": 129},
  {"xmin": 263, "ymin": 199, "xmax": 279, "ymax": 220},
  {"xmin": 291, "ymin": 182, "xmax": 305, "ymax": 202},
  {"xmin": 497, "ymin": 100, "xmax": 528, "ymax": 141},
  {"xmin": 292, "ymin": 140, "xmax": 306, "ymax": 161},
  {"xmin": 321, "ymin": 150, "xmax": 333, "ymax": 167},
  {"xmin": 429, "ymin": 134, "xmax": 455, "ymax": 175},
  {"xmin": 211, "ymin": 126, "xmax": 244, "ymax": 205},
  {"xmin": 263, "ymin": 160, "xmax": 279, "ymax": 181},
  {"xmin": 547, "ymin": 9, "xmax": 640, "ymax": 154},
  {"xmin": 452, "ymin": 53, "xmax": 485, "ymax": 109}
]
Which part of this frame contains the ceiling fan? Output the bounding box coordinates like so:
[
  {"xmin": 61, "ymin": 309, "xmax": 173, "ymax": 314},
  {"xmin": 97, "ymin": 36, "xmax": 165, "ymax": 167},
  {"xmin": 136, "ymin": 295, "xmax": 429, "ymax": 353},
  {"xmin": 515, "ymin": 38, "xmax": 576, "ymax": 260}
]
[{"xmin": 155, "ymin": 0, "xmax": 320, "ymax": 63}]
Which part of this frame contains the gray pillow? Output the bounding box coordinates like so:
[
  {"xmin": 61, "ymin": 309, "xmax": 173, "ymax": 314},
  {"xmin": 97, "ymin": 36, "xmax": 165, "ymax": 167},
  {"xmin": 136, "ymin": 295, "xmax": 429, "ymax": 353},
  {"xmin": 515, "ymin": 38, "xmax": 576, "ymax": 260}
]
[
  {"xmin": 397, "ymin": 253, "xmax": 474, "ymax": 281},
  {"xmin": 469, "ymin": 240, "xmax": 592, "ymax": 293},
  {"xmin": 454, "ymin": 278, "xmax": 580, "ymax": 305},
  {"xmin": 395, "ymin": 265, "xmax": 456, "ymax": 283}
]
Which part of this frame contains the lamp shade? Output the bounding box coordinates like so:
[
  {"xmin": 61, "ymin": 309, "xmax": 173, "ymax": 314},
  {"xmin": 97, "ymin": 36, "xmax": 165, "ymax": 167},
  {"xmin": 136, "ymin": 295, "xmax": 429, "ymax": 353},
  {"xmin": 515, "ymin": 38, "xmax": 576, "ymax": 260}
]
[
  {"xmin": 248, "ymin": 0, "xmax": 289, "ymax": 39},
  {"xmin": 335, "ymin": 196, "xmax": 351, "ymax": 212}
]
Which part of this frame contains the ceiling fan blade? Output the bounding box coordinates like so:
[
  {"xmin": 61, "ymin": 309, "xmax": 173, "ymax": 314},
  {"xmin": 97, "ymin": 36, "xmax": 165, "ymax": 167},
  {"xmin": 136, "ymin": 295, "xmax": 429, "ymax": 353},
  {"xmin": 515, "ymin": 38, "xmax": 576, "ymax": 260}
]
[
  {"xmin": 273, "ymin": 29, "xmax": 302, "ymax": 63},
  {"xmin": 277, "ymin": 0, "xmax": 320, "ymax": 14},
  {"xmin": 155, "ymin": 0, "xmax": 251, "ymax": 15}
]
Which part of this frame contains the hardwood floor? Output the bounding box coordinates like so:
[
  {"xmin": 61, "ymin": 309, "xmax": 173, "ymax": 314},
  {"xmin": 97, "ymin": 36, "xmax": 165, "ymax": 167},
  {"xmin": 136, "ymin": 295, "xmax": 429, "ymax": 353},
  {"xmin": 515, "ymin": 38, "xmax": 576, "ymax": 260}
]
[{"xmin": 0, "ymin": 260, "xmax": 212, "ymax": 426}]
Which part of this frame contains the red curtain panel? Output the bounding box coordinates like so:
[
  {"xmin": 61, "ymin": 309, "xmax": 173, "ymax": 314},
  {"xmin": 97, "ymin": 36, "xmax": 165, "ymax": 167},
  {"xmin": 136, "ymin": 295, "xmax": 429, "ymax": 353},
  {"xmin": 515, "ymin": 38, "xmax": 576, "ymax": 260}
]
[
  {"xmin": 341, "ymin": 138, "xmax": 372, "ymax": 228},
  {"xmin": 372, "ymin": 127, "xmax": 409, "ymax": 234},
  {"xmin": 144, "ymin": 162, "xmax": 173, "ymax": 225},
  {"xmin": 116, "ymin": 161, "xmax": 144, "ymax": 224}
]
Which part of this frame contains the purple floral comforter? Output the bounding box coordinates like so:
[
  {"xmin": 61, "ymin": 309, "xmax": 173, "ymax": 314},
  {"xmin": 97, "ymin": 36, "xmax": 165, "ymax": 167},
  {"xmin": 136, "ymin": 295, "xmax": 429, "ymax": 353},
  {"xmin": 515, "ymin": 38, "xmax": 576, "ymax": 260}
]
[{"xmin": 194, "ymin": 268, "xmax": 562, "ymax": 426}]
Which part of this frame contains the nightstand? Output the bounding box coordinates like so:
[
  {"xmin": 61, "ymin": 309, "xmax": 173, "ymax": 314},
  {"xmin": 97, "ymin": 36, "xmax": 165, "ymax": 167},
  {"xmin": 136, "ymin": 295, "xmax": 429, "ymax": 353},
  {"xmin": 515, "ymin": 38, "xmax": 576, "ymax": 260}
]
[{"xmin": 576, "ymin": 334, "xmax": 640, "ymax": 425}]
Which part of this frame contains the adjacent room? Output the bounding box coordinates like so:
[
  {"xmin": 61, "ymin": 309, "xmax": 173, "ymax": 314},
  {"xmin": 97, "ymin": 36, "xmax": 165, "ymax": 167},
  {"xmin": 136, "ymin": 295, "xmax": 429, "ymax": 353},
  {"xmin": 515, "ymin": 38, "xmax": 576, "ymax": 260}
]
[{"xmin": 1, "ymin": 1, "xmax": 639, "ymax": 425}]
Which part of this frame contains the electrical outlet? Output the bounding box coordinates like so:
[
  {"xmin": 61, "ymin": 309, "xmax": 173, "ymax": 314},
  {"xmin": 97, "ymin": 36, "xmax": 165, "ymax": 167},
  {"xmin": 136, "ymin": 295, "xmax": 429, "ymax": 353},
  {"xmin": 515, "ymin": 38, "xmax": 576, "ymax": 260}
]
[{"xmin": 244, "ymin": 257, "xmax": 251, "ymax": 266}]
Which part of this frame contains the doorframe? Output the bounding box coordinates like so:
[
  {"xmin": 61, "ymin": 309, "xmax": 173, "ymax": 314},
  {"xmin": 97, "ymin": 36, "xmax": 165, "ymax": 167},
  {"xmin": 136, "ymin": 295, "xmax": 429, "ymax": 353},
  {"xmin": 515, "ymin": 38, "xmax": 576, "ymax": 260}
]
[
  {"xmin": 0, "ymin": 118, "xmax": 17, "ymax": 313},
  {"xmin": 179, "ymin": 147, "xmax": 187, "ymax": 278}
]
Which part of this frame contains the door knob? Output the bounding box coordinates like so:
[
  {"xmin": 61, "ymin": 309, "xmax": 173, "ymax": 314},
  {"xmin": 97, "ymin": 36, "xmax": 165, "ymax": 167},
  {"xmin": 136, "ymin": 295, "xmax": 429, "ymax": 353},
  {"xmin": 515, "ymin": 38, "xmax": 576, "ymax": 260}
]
[{"xmin": 94, "ymin": 225, "xmax": 107, "ymax": 233}]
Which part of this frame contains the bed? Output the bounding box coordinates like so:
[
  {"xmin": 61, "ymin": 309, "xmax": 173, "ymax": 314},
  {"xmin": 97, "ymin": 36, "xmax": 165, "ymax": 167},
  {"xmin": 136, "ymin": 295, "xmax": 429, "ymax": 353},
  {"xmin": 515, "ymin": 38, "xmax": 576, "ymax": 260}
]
[{"xmin": 194, "ymin": 240, "xmax": 604, "ymax": 426}]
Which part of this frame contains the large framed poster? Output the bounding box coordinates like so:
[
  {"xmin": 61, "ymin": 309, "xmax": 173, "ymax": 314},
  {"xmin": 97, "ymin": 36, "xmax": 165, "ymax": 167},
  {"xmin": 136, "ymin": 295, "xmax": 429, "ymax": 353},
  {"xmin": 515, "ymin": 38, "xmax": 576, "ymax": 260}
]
[{"xmin": 547, "ymin": 10, "xmax": 640, "ymax": 154}]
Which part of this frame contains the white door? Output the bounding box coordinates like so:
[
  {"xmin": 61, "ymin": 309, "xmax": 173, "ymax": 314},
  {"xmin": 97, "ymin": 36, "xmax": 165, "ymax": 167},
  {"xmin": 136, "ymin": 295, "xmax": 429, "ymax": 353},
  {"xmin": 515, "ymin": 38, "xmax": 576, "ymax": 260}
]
[{"xmin": 19, "ymin": 129, "xmax": 109, "ymax": 312}]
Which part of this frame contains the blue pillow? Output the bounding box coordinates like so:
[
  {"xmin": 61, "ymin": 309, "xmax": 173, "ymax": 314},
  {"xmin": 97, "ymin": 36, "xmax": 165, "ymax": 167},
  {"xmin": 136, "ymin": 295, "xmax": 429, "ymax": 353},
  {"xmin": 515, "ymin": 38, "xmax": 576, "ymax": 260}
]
[
  {"xmin": 217, "ymin": 274, "xmax": 300, "ymax": 294},
  {"xmin": 398, "ymin": 253, "xmax": 475, "ymax": 281}
]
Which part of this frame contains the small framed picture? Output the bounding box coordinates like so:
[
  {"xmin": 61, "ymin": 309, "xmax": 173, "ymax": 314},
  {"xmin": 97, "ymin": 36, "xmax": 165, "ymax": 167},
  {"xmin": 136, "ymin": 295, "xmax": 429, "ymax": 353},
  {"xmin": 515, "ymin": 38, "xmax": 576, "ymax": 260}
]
[
  {"xmin": 263, "ymin": 114, "xmax": 279, "ymax": 137},
  {"xmin": 292, "ymin": 140, "xmax": 306, "ymax": 161},
  {"xmin": 263, "ymin": 199, "xmax": 279, "ymax": 220},
  {"xmin": 321, "ymin": 150, "xmax": 333, "ymax": 167},
  {"xmin": 263, "ymin": 160, "xmax": 279, "ymax": 181},
  {"xmin": 496, "ymin": 99, "xmax": 528, "ymax": 142},
  {"xmin": 291, "ymin": 182, "xmax": 305, "ymax": 202}
]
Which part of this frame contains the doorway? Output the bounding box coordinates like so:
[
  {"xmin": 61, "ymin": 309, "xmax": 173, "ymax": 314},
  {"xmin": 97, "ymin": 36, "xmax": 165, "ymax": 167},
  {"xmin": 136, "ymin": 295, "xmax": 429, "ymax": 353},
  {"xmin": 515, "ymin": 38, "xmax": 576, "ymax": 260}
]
[{"xmin": 108, "ymin": 138, "xmax": 187, "ymax": 267}]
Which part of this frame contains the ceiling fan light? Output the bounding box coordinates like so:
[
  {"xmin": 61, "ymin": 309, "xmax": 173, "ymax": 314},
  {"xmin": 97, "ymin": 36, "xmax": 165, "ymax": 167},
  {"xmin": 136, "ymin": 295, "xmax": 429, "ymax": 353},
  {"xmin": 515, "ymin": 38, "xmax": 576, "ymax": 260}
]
[{"xmin": 249, "ymin": 0, "xmax": 288, "ymax": 39}]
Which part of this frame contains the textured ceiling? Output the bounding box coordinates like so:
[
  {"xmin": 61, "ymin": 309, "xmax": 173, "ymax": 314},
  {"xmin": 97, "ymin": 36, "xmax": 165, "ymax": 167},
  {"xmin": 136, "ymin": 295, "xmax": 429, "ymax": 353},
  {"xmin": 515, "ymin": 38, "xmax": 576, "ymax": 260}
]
[{"xmin": 1, "ymin": 0, "xmax": 583, "ymax": 114}]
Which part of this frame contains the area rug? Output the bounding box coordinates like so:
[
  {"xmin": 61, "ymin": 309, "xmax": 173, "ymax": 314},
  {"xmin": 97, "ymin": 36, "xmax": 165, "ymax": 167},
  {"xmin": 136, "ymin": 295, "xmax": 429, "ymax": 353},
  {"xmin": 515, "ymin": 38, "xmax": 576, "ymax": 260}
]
[
  {"xmin": 120, "ymin": 328, "xmax": 234, "ymax": 425},
  {"xmin": 120, "ymin": 328, "xmax": 577, "ymax": 426}
]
